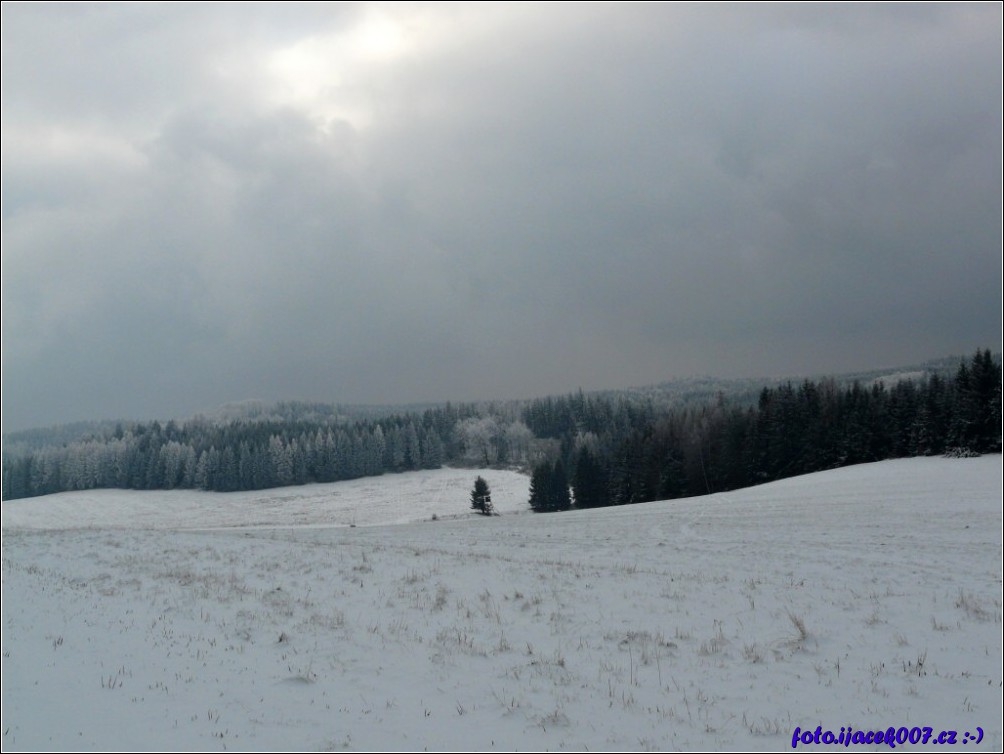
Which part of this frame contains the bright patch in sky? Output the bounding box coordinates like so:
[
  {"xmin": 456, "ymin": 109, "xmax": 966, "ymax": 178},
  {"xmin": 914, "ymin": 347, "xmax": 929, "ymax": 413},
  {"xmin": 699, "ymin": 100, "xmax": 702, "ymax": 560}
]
[
  {"xmin": 354, "ymin": 12, "xmax": 409, "ymax": 62},
  {"xmin": 265, "ymin": 9, "xmax": 413, "ymax": 129}
]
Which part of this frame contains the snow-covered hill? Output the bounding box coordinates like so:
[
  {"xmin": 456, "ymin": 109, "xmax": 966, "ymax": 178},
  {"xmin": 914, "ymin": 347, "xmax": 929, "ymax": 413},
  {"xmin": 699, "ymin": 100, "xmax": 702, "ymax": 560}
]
[
  {"xmin": 2, "ymin": 457, "xmax": 1001, "ymax": 751},
  {"xmin": 0, "ymin": 468, "xmax": 532, "ymax": 531}
]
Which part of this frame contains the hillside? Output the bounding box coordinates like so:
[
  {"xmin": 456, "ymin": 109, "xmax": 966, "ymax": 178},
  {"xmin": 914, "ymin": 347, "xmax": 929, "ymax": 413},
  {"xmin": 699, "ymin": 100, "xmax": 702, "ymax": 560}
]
[{"xmin": 2, "ymin": 457, "xmax": 1000, "ymax": 750}]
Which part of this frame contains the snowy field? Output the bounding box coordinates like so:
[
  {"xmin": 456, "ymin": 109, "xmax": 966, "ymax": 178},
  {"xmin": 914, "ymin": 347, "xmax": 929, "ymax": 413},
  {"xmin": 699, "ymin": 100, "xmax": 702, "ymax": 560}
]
[
  {"xmin": 0, "ymin": 468, "xmax": 533, "ymax": 531},
  {"xmin": 2, "ymin": 458, "xmax": 1001, "ymax": 751}
]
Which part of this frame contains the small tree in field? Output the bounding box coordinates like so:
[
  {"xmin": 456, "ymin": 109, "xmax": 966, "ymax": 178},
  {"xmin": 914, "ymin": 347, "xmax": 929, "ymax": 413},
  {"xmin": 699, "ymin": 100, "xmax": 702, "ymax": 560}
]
[{"xmin": 470, "ymin": 476, "xmax": 494, "ymax": 515}]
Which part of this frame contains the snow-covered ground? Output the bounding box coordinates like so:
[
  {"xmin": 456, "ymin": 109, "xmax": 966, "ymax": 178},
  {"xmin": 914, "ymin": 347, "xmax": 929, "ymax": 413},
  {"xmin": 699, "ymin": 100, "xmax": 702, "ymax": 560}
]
[
  {"xmin": 0, "ymin": 468, "xmax": 533, "ymax": 531},
  {"xmin": 2, "ymin": 458, "xmax": 1001, "ymax": 751}
]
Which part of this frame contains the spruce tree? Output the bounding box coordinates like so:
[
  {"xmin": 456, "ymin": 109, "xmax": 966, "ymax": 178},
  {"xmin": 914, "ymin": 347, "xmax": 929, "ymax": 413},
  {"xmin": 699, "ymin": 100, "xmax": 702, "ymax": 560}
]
[
  {"xmin": 528, "ymin": 460, "xmax": 571, "ymax": 512},
  {"xmin": 969, "ymin": 349, "xmax": 1002, "ymax": 453},
  {"xmin": 528, "ymin": 462, "xmax": 552, "ymax": 512},
  {"xmin": 572, "ymin": 446, "xmax": 607, "ymax": 508},
  {"xmin": 551, "ymin": 459, "xmax": 572, "ymax": 511},
  {"xmin": 470, "ymin": 476, "xmax": 493, "ymax": 515}
]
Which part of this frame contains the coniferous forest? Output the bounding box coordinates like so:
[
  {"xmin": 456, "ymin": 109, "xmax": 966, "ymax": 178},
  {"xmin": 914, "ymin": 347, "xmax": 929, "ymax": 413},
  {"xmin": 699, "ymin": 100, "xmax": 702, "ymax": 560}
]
[{"xmin": 2, "ymin": 350, "xmax": 1000, "ymax": 505}]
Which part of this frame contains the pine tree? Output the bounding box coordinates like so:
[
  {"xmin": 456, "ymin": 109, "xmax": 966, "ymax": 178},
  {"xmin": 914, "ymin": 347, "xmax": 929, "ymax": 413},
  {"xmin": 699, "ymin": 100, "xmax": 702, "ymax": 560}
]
[
  {"xmin": 528, "ymin": 460, "xmax": 571, "ymax": 512},
  {"xmin": 528, "ymin": 462, "xmax": 552, "ymax": 512},
  {"xmin": 421, "ymin": 427, "xmax": 444, "ymax": 469},
  {"xmin": 550, "ymin": 459, "xmax": 571, "ymax": 511},
  {"xmin": 470, "ymin": 476, "xmax": 493, "ymax": 515},
  {"xmin": 572, "ymin": 446, "xmax": 607, "ymax": 508},
  {"xmin": 969, "ymin": 349, "xmax": 1002, "ymax": 453}
]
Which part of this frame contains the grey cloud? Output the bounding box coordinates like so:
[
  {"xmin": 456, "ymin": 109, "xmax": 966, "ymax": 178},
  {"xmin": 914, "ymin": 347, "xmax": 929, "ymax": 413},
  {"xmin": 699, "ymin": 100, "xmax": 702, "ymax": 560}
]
[{"xmin": 2, "ymin": 3, "xmax": 1000, "ymax": 429}]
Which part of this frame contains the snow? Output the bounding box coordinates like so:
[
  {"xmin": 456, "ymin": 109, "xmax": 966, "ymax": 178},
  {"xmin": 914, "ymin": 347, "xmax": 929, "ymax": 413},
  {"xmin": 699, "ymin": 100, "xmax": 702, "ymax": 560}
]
[
  {"xmin": 2, "ymin": 458, "xmax": 1001, "ymax": 751},
  {"xmin": 0, "ymin": 468, "xmax": 533, "ymax": 531}
]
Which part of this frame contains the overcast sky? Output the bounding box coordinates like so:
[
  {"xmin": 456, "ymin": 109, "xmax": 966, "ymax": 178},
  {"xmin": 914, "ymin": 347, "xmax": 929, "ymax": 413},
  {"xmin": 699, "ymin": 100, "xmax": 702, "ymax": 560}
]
[{"xmin": 2, "ymin": 3, "xmax": 1001, "ymax": 430}]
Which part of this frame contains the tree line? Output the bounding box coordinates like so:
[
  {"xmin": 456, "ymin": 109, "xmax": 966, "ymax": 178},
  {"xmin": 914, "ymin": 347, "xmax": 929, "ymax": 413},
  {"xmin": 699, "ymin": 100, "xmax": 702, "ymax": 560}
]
[
  {"xmin": 2, "ymin": 350, "xmax": 999, "ymax": 504},
  {"xmin": 548, "ymin": 349, "xmax": 1000, "ymax": 510},
  {"xmin": 1, "ymin": 400, "xmax": 556, "ymax": 500}
]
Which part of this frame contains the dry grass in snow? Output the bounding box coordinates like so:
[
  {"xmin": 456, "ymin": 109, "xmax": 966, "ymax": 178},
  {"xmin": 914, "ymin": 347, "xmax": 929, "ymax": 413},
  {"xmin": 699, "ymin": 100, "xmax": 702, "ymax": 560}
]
[{"xmin": 2, "ymin": 458, "xmax": 1001, "ymax": 750}]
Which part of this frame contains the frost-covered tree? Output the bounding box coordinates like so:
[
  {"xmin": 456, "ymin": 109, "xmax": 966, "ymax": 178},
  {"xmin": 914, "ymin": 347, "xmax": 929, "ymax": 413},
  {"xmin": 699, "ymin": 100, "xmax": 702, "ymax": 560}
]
[
  {"xmin": 504, "ymin": 420, "xmax": 534, "ymax": 464},
  {"xmin": 459, "ymin": 416, "xmax": 499, "ymax": 466},
  {"xmin": 421, "ymin": 427, "xmax": 444, "ymax": 469},
  {"xmin": 270, "ymin": 435, "xmax": 294, "ymax": 486}
]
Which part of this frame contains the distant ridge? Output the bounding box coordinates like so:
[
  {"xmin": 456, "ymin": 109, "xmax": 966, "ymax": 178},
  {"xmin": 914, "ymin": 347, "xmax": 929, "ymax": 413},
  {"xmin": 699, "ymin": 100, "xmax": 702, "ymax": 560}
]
[{"xmin": 2, "ymin": 351, "xmax": 995, "ymax": 441}]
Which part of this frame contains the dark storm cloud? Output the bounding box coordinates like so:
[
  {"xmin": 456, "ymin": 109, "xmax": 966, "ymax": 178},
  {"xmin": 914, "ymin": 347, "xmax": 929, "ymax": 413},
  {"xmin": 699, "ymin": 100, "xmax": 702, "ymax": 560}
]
[{"xmin": 2, "ymin": 3, "xmax": 1000, "ymax": 430}]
